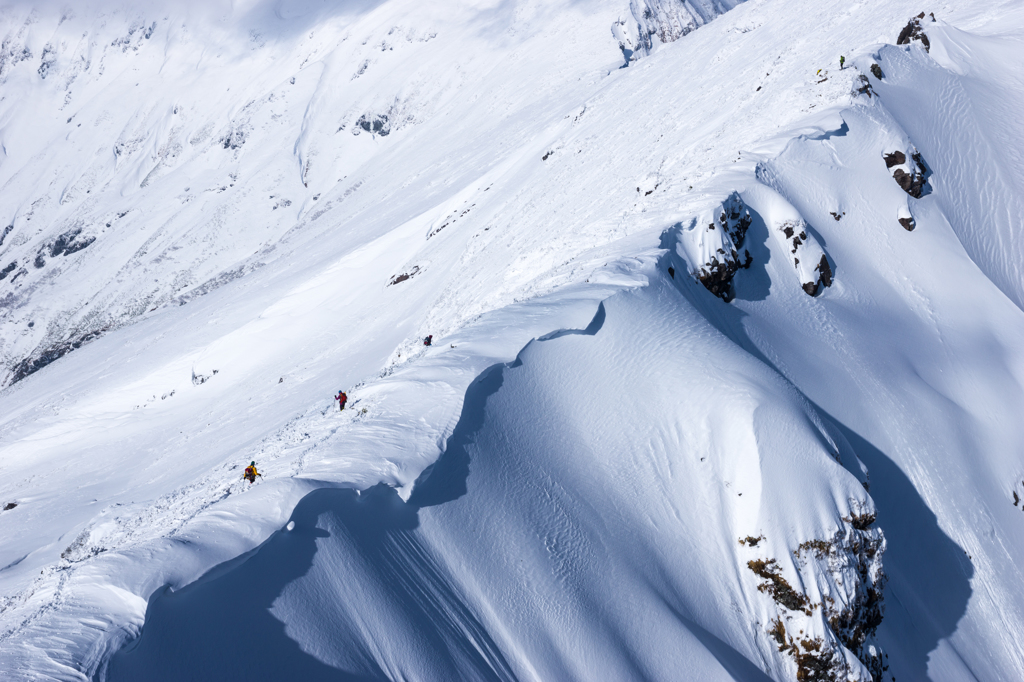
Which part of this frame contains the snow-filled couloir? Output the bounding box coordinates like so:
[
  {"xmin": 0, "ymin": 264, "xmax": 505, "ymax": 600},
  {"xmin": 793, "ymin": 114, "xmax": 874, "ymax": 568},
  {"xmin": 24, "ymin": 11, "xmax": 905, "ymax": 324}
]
[{"xmin": 1, "ymin": 0, "xmax": 1024, "ymax": 680}]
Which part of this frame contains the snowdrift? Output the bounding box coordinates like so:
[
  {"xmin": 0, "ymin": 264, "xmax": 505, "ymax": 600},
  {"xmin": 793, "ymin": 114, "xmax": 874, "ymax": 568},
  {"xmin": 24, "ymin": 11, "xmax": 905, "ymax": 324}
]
[{"xmin": 2, "ymin": 0, "xmax": 1024, "ymax": 680}]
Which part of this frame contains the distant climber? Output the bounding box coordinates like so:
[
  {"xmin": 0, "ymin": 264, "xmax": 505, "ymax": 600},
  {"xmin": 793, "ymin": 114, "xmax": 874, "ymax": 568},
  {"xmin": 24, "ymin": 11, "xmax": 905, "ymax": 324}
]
[
  {"xmin": 243, "ymin": 461, "xmax": 262, "ymax": 484},
  {"xmin": 423, "ymin": 335, "xmax": 433, "ymax": 346},
  {"xmin": 335, "ymin": 390, "xmax": 347, "ymax": 411},
  {"xmin": 839, "ymin": 55, "xmax": 846, "ymax": 69}
]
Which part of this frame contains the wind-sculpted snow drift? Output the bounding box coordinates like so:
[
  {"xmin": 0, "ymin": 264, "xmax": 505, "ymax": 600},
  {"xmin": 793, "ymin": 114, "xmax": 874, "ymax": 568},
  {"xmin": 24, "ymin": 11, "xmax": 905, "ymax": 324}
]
[
  {"xmin": 104, "ymin": 276, "xmax": 887, "ymax": 682},
  {"xmin": 2, "ymin": 1, "xmax": 1024, "ymax": 681}
]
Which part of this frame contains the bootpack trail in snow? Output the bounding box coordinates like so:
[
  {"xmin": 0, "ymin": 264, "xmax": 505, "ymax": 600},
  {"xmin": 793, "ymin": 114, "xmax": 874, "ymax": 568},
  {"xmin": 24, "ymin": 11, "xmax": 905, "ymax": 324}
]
[{"xmin": 1, "ymin": 0, "xmax": 1024, "ymax": 680}]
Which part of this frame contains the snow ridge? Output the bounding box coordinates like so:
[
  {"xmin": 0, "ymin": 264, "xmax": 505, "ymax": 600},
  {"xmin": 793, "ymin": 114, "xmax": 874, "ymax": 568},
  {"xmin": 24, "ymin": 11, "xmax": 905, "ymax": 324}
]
[{"xmin": 2, "ymin": 1, "xmax": 1024, "ymax": 680}]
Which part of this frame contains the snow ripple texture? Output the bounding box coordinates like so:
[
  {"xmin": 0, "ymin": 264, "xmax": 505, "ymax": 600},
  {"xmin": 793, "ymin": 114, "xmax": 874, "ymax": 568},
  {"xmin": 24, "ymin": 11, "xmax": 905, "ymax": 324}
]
[{"xmin": 1, "ymin": 1, "xmax": 1023, "ymax": 681}]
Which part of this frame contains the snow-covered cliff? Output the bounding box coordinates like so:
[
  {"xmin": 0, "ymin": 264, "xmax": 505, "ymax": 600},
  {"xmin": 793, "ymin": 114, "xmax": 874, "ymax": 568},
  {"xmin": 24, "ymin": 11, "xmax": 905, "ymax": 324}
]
[{"xmin": 2, "ymin": 0, "xmax": 1024, "ymax": 680}]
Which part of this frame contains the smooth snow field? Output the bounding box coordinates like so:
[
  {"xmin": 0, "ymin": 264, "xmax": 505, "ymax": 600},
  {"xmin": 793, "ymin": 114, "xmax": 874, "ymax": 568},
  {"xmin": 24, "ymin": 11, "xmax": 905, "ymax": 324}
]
[{"xmin": 1, "ymin": 0, "xmax": 1024, "ymax": 680}]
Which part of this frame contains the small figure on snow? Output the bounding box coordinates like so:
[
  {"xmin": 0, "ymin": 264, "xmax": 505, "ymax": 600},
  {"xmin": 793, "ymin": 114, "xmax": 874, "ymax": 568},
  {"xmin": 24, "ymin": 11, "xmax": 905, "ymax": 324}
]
[
  {"xmin": 243, "ymin": 461, "xmax": 262, "ymax": 484},
  {"xmin": 335, "ymin": 390, "xmax": 348, "ymax": 411},
  {"xmin": 423, "ymin": 335, "xmax": 433, "ymax": 346},
  {"xmin": 839, "ymin": 55, "xmax": 846, "ymax": 69}
]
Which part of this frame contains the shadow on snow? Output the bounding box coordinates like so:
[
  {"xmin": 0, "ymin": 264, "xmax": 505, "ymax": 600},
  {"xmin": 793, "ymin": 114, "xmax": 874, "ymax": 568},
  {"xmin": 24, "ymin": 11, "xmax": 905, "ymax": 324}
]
[
  {"xmin": 99, "ymin": 306, "xmax": 611, "ymax": 682},
  {"xmin": 658, "ymin": 237, "xmax": 972, "ymax": 680}
]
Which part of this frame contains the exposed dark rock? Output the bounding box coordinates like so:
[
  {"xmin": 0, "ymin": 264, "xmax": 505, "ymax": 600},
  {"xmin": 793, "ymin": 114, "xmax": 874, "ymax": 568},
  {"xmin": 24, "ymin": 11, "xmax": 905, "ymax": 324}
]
[
  {"xmin": 885, "ymin": 149, "xmax": 928, "ymax": 198},
  {"xmin": 699, "ymin": 256, "xmax": 740, "ymax": 300},
  {"xmin": 33, "ymin": 253, "xmax": 46, "ymax": 268},
  {"xmin": 753, "ymin": 517, "xmax": 888, "ymax": 681},
  {"xmin": 883, "ymin": 151, "xmax": 905, "ymax": 168},
  {"xmin": 0, "ymin": 261, "xmax": 16, "ymax": 280},
  {"xmin": 694, "ymin": 193, "xmax": 752, "ymax": 302},
  {"xmin": 897, "ymin": 12, "xmax": 934, "ymax": 52},
  {"xmin": 50, "ymin": 227, "xmax": 95, "ymax": 257},
  {"xmin": 3, "ymin": 502, "xmax": 16, "ymax": 511},
  {"xmin": 740, "ymin": 535, "xmax": 765, "ymax": 547},
  {"xmin": 870, "ymin": 63, "xmax": 884, "ymax": 80},
  {"xmin": 817, "ymin": 254, "xmax": 833, "ymax": 288},
  {"xmin": 856, "ymin": 74, "xmax": 875, "ymax": 98},
  {"xmin": 192, "ymin": 369, "xmax": 218, "ymax": 386},
  {"xmin": 37, "ymin": 44, "xmax": 56, "ymax": 79},
  {"xmin": 893, "ymin": 168, "xmax": 924, "ymax": 198},
  {"xmin": 844, "ymin": 510, "xmax": 877, "ymax": 531},
  {"xmin": 613, "ymin": 0, "xmax": 732, "ymax": 65},
  {"xmin": 10, "ymin": 327, "xmax": 109, "ymax": 384},
  {"xmin": 0, "ymin": 224, "xmax": 12, "ymax": 247},
  {"xmin": 356, "ymin": 113, "xmax": 390, "ymax": 136},
  {"xmin": 777, "ymin": 216, "xmax": 833, "ymax": 297},
  {"xmin": 221, "ymin": 127, "xmax": 247, "ymax": 150},
  {"xmin": 667, "ymin": 266, "xmax": 675, "ymax": 279},
  {"xmin": 899, "ymin": 216, "xmax": 916, "ymax": 231},
  {"xmin": 747, "ymin": 558, "xmax": 809, "ymax": 612},
  {"xmin": 388, "ymin": 265, "xmax": 420, "ymax": 286}
]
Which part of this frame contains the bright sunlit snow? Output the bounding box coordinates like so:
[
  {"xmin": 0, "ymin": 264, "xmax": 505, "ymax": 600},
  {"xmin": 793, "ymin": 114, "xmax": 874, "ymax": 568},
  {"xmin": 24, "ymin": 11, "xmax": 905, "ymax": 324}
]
[{"xmin": 1, "ymin": 0, "xmax": 1023, "ymax": 680}]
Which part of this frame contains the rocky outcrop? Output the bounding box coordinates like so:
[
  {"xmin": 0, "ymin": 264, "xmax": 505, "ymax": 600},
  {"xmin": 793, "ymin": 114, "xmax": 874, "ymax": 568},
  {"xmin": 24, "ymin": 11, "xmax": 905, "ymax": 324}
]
[
  {"xmin": 352, "ymin": 99, "xmax": 415, "ymax": 138},
  {"xmin": 673, "ymin": 192, "xmax": 752, "ymax": 301},
  {"xmin": 745, "ymin": 506, "xmax": 889, "ymax": 681},
  {"xmin": 897, "ymin": 204, "xmax": 916, "ymax": 231},
  {"xmin": 897, "ymin": 12, "xmax": 935, "ymax": 52},
  {"xmin": 613, "ymin": 0, "xmax": 743, "ymax": 63},
  {"xmin": 356, "ymin": 112, "xmax": 391, "ymax": 136},
  {"xmin": 49, "ymin": 227, "xmax": 95, "ymax": 257},
  {"xmin": 8, "ymin": 327, "xmax": 109, "ymax": 385},
  {"xmin": 749, "ymin": 183, "xmax": 835, "ymax": 297},
  {"xmin": 884, "ymin": 149, "xmax": 928, "ymax": 198},
  {"xmin": 777, "ymin": 219, "xmax": 833, "ymax": 296}
]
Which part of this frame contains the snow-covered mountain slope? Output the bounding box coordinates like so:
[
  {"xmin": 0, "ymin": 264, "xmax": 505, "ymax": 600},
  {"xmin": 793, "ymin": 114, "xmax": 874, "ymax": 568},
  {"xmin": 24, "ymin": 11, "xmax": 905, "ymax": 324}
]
[{"xmin": 2, "ymin": 0, "xmax": 1024, "ymax": 680}]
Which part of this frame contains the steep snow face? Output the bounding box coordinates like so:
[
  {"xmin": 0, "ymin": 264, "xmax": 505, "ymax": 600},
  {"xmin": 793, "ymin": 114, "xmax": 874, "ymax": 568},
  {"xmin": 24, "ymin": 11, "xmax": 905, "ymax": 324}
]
[
  {"xmin": 0, "ymin": 0, "xmax": 629, "ymax": 388},
  {"xmin": 105, "ymin": 276, "xmax": 887, "ymax": 682},
  {"xmin": 873, "ymin": 18, "xmax": 1024, "ymax": 308},
  {"xmin": 2, "ymin": 0, "xmax": 1024, "ymax": 680}
]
